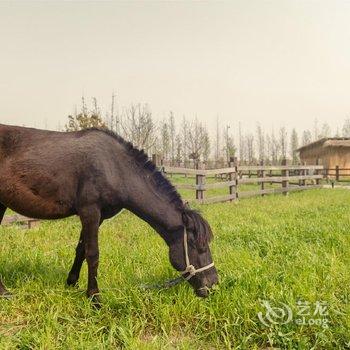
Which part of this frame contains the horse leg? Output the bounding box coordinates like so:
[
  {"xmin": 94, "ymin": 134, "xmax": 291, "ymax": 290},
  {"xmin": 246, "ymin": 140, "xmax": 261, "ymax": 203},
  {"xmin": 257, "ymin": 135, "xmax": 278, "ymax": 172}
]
[
  {"xmin": 66, "ymin": 229, "xmax": 85, "ymax": 287},
  {"xmin": 0, "ymin": 203, "xmax": 6, "ymax": 224},
  {"xmin": 79, "ymin": 205, "xmax": 101, "ymax": 303},
  {"xmin": 66, "ymin": 218, "xmax": 104, "ymax": 287},
  {"xmin": 67, "ymin": 207, "xmax": 123, "ymax": 287}
]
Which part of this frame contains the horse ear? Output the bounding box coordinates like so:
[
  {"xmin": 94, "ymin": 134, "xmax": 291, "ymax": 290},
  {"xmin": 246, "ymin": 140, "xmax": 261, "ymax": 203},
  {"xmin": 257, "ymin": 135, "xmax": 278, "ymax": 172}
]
[
  {"xmin": 182, "ymin": 210, "xmax": 212, "ymax": 250},
  {"xmin": 196, "ymin": 216, "xmax": 212, "ymax": 251}
]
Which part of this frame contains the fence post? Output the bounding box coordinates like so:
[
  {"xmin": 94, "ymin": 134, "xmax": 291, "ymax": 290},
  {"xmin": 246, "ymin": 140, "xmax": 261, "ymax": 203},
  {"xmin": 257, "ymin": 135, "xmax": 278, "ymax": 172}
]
[
  {"xmin": 228, "ymin": 162, "xmax": 234, "ymax": 201},
  {"xmin": 300, "ymin": 162, "xmax": 305, "ymax": 187},
  {"xmin": 282, "ymin": 158, "xmax": 289, "ymax": 195},
  {"xmin": 196, "ymin": 170, "xmax": 206, "ymax": 203},
  {"xmin": 269, "ymin": 169, "xmax": 273, "ymax": 185},
  {"xmin": 260, "ymin": 161, "xmax": 265, "ymax": 196},
  {"xmin": 228, "ymin": 158, "xmax": 238, "ymax": 201},
  {"xmin": 315, "ymin": 159, "xmax": 320, "ymax": 186},
  {"xmin": 336, "ymin": 165, "xmax": 339, "ymax": 181},
  {"xmin": 234, "ymin": 159, "xmax": 239, "ymax": 200},
  {"xmin": 298, "ymin": 163, "xmax": 302, "ymax": 187},
  {"xmin": 183, "ymin": 160, "xmax": 188, "ymax": 178}
]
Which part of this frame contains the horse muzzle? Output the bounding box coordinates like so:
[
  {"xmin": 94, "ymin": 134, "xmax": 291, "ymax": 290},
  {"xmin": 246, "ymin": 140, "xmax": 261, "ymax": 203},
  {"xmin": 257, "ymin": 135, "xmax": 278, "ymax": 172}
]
[
  {"xmin": 195, "ymin": 272, "xmax": 219, "ymax": 298},
  {"xmin": 196, "ymin": 286, "xmax": 211, "ymax": 298}
]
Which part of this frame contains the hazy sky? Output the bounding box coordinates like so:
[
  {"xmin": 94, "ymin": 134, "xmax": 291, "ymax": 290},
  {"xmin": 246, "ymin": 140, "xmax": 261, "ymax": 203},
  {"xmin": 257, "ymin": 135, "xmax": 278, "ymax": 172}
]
[{"xmin": 1, "ymin": 0, "xmax": 350, "ymax": 135}]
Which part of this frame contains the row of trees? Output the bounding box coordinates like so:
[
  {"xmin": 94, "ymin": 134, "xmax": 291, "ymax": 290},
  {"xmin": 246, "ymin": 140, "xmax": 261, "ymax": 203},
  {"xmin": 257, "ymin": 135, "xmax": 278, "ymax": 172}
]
[{"xmin": 65, "ymin": 96, "xmax": 350, "ymax": 165}]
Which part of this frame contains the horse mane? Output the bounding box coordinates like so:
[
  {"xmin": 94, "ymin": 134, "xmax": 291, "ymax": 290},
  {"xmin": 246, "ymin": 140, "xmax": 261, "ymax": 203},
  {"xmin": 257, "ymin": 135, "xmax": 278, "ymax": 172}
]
[
  {"xmin": 80, "ymin": 128, "xmax": 213, "ymax": 246},
  {"xmin": 84, "ymin": 128, "xmax": 185, "ymax": 209},
  {"xmin": 182, "ymin": 209, "xmax": 213, "ymax": 249}
]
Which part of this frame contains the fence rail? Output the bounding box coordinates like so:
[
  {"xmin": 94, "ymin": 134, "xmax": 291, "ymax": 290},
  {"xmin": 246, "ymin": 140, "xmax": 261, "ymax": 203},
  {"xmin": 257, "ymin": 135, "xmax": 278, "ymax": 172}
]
[
  {"xmin": 2, "ymin": 214, "xmax": 40, "ymax": 229},
  {"xmin": 324, "ymin": 166, "xmax": 350, "ymax": 182},
  {"xmin": 164, "ymin": 163, "xmax": 324, "ymax": 204}
]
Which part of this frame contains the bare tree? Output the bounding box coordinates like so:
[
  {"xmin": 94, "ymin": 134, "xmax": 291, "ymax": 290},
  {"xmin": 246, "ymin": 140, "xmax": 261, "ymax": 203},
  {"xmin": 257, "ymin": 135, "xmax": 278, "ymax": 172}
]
[
  {"xmin": 301, "ymin": 130, "xmax": 312, "ymax": 146},
  {"xmin": 169, "ymin": 112, "xmax": 176, "ymax": 165},
  {"xmin": 279, "ymin": 127, "xmax": 287, "ymax": 160},
  {"xmin": 256, "ymin": 123, "xmax": 265, "ymax": 163},
  {"xmin": 319, "ymin": 123, "xmax": 331, "ymax": 138},
  {"xmin": 181, "ymin": 116, "xmax": 188, "ymax": 164},
  {"xmin": 160, "ymin": 118, "xmax": 170, "ymax": 160},
  {"xmin": 289, "ymin": 128, "xmax": 299, "ymax": 164},
  {"xmin": 245, "ymin": 133, "xmax": 254, "ymax": 164},
  {"xmin": 238, "ymin": 122, "xmax": 245, "ymax": 164},
  {"xmin": 120, "ymin": 103, "xmax": 157, "ymax": 151},
  {"xmin": 214, "ymin": 117, "xmax": 220, "ymax": 162},
  {"xmin": 108, "ymin": 92, "xmax": 120, "ymax": 133},
  {"xmin": 81, "ymin": 95, "xmax": 88, "ymax": 116},
  {"xmin": 223, "ymin": 125, "xmax": 236, "ymax": 165},
  {"xmin": 66, "ymin": 96, "xmax": 346, "ymax": 165},
  {"xmin": 175, "ymin": 133, "xmax": 182, "ymax": 165},
  {"xmin": 92, "ymin": 97, "xmax": 100, "ymax": 116},
  {"xmin": 187, "ymin": 118, "xmax": 210, "ymax": 166},
  {"xmin": 335, "ymin": 127, "xmax": 340, "ymax": 137},
  {"xmin": 342, "ymin": 118, "xmax": 350, "ymax": 137},
  {"xmin": 265, "ymin": 133, "xmax": 272, "ymax": 164},
  {"xmin": 271, "ymin": 131, "xmax": 280, "ymax": 164},
  {"xmin": 202, "ymin": 129, "xmax": 211, "ymax": 163}
]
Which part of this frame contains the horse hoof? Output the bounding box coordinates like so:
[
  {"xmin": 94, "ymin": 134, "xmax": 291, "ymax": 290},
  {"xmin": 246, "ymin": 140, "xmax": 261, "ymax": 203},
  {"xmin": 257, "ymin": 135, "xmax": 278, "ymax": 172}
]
[
  {"xmin": 66, "ymin": 281, "xmax": 78, "ymax": 288},
  {"xmin": 66, "ymin": 276, "xmax": 78, "ymax": 287}
]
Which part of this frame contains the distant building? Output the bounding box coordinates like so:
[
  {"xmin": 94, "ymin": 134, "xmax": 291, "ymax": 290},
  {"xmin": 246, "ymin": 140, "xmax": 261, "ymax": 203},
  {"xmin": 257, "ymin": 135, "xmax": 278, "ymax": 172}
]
[{"xmin": 296, "ymin": 138, "xmax": 350, "ymax": 172}]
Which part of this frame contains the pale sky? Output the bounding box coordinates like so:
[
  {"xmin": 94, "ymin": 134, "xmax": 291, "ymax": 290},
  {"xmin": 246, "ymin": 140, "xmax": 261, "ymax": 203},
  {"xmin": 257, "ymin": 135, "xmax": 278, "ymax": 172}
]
[{"xmin": 1, "ymin": 0, "xmax": 350, "ymax": 135}]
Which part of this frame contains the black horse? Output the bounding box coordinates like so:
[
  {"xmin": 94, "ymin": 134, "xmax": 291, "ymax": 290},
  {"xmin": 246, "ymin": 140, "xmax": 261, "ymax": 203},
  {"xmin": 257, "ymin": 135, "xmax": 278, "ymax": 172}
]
[{"xmin": 0, "ymin": 124, "xmax": 218, "ymax": 302}]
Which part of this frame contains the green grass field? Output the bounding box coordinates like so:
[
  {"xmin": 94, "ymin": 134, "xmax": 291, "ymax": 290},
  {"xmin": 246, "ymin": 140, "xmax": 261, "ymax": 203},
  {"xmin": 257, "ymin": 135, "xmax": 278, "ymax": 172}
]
[{"xmin": 1, "ymin": 189, "xmax": 350, "ymax": 349}]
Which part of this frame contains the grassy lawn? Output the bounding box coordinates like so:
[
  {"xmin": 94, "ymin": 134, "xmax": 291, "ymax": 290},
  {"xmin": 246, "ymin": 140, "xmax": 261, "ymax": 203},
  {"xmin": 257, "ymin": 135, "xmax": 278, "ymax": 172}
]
[{"xmin": 1, "ymin": 189, "xmax": 350, "ymax": 349}]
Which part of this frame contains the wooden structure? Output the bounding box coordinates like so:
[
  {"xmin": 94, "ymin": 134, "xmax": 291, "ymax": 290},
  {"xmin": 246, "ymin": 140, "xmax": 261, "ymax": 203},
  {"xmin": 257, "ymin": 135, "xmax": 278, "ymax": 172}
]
[
  {"xmin": 164, "ymin": 164, "xmax": 323, "ymax": 204},
  {"xmin": 2, "ymin": 215, "xmax": 40, "ymax": 229},
  {"xmin": 297, "ymin": 138, "xmax": 350, "ymax": 175},
  {"xmin": 323, "ymin": 166, "xmax": 350, "ymax": 182}
]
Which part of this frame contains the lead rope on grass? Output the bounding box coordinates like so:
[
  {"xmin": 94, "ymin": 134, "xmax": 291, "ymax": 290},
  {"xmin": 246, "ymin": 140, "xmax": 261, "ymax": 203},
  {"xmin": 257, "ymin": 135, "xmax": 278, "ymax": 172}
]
[{"xmin": 141, "ymin": 226, "xmax": 214, "ymax": 290}]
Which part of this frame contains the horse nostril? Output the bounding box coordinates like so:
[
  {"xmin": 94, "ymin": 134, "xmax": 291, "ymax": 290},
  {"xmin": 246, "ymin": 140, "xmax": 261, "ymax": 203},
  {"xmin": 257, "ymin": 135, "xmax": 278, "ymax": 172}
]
[{"xmin": 196, "ymin": 287, "xmax": 210, "ymax": 298}]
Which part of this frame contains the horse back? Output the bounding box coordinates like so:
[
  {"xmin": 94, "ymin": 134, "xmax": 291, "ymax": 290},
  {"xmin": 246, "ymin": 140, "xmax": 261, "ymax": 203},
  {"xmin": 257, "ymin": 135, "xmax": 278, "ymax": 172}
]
[{"xmin": 0, "ymin": 125, "xmax": 123, "ymax": 219}]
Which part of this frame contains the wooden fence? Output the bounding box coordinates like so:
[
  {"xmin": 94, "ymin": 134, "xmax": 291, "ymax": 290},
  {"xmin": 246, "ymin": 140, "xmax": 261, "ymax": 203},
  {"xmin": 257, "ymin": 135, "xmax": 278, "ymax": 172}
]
[
  {"xmin": 164, "ymin": 163, "xmax": 324, "ymax": 204},
  {"xmin": 2, "ymin": 214, "xmax": 40, "ymax": 229},
  {"xmin": 324, "ymin": 166, "xmax": 350, "ymax": 182}
]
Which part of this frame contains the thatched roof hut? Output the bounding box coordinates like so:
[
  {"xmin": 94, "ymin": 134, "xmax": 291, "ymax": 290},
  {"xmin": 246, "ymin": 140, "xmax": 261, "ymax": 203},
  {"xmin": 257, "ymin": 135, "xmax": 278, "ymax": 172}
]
[{"xmin": 296, "ymin": 138, "xmax": 350, "ymax": 173}]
